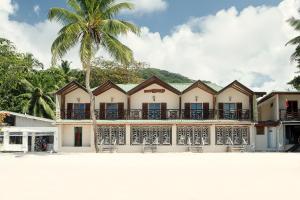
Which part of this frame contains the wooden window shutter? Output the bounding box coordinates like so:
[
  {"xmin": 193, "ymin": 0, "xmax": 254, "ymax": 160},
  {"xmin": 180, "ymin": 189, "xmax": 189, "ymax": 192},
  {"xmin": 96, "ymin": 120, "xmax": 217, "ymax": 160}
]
[
  {"xmin": 161, "ymin": 103, "xmax": 167, "ymax": 119},
  {"xmin": 142, "ymin": 103, "xmax": 148, "ymax": 119},
  {"xmin": 99, "ymin": 103, "xmax": 106, "ymax": 119},
  {"xmin": 118, "ymin": 103, "xmax": 125, "ymax": 119},
  {"xmin": 218, "ymin": 103, "xmax": 224, "ymax": 119},
  {"xmin": 85, "ymin": 103, "xmax": 90, "ymax": 119},
  {"xmin": 203, "ymin": 103, "xmax": 209, "ymax": 119},
  {"xmin": 67, "ymin": 103, "xmax": 73, "ymax": 119},
  {"xmin": 237, "ymin": 103, "xmax": 242, "ymax": 119},
  {"xmin": 184, "ymin": 103, "xmax": 191, "ymax": 119}
]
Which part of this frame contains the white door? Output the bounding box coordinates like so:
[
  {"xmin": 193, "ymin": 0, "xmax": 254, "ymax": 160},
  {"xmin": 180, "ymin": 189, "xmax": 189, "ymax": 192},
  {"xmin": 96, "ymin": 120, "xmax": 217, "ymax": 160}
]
[{"xmin": 267, "ymin": 128, "xmax": 276, "ymax": 149}]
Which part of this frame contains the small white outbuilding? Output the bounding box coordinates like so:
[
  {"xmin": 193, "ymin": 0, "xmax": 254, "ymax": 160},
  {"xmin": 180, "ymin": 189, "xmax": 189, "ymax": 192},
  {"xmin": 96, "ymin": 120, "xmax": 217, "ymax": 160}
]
[{"xmin": 0, "ymin": 111, "xmax": 58, "ymax": 152}]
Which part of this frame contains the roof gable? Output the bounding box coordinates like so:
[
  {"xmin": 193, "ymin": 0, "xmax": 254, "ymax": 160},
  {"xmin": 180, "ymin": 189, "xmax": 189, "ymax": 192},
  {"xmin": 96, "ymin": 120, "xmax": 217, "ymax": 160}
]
[
  {"xmin": 127, "ymin": 76, "xmax": 181, "ymax": 95},
  {"xmin": 93, "ymin": 80, "xmax": 126, "ymax": 96},
  {"xmin": 182, "ymin": 80, "xmax": 217, "ymax": 95},
  {"xmin": 218, "ymin": 80, "xmax": 254, "ymax": 96},
  {"xmin": 56, "ymin": 81, "xmax": 88, "ymax": 95}
]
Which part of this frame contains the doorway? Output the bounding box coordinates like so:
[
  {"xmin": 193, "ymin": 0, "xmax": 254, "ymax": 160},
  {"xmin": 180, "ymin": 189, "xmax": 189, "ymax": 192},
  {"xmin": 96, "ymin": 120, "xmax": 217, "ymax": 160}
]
[{"xmin": 285, "ymin": 125, "xmax": 300, "ymax": 144}]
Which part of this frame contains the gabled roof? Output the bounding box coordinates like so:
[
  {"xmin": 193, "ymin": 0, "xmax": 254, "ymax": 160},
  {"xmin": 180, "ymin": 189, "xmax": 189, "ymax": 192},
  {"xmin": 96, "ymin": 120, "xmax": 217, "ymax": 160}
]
[
  {"xmin": 258, "ymin": 91, "xmax": 300, "ymax": 105},
  {"xmin": 0, "ymin": 111, "xmax": 54, "ymax": 123},
  {"xmin": 218, "ymin": 80, "xmax": 266, "ymax": 97},
  {"xmin": 127, "ymin": 76, "xmax": 181, "ymax": 95},
  {"xmin": 93, "ymin": 80, "xmax": 126, "ymax": 96},
  {"xmin": 182, "ymin": 80, "xmax": 217, "ymax": 95},
  {"xmin": 56, "ymin": 81, "xmax": 88, "ymax": 95}
]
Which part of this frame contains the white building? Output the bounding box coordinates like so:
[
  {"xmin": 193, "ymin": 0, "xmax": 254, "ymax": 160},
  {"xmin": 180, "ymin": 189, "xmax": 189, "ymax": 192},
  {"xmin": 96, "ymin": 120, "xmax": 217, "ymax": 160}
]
[
  {"xmin": 55, "ymin": 76, "xmax": 266, "ymax": 153},
  {"xmin": 257, "ymin": 92, "xmax": 300, "ymax": 152},
  {"xmin": 0, "ymin": 111, "xmax": 58, "ymax": 152}
]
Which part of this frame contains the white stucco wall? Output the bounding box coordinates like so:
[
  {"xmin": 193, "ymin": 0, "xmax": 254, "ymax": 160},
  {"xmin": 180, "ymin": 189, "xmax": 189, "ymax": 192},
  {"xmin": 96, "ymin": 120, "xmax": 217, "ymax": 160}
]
[
  {"xmin": 278, "ymin": 94, "xmax": 300, "ymax": 110},
  {"xmin": 95, "ymin": 88, "xmax": 128, "ymax": 109},
  {"xmin": 15, "ymin": 116, "xmax": 54, "ymax": 127},
  {"xmin": 62, "ymin": 125, "xmax": 91, "ymax": 147},
  {"xmin": 258, "ymin": 96, "xmax": 276, "ymax": 121},
  {"xmin": 64, "ymin": 88, "xmax": 90, "ymax": 108},
  {"xmin": 130, "ymin": 84, "xmax": 179, "ymax": 109},
  {"xmin": 216, "ymin": 87, "xmax": 250, "ymax": 109},
  {"xmin": 181, "ymin": 88, "xmax": 214, "ymax": 109}
]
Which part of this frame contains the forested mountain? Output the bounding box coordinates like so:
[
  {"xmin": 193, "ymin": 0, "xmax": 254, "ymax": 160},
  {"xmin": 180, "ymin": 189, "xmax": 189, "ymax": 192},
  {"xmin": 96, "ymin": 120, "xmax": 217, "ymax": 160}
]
[{"xmin": 138, "ymin": 68, "xmax": 193, "ymax": 83}]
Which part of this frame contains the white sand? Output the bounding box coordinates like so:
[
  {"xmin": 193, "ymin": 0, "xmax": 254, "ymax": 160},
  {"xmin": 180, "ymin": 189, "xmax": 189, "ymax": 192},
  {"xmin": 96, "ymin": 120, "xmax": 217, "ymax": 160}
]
[{"xmin": 0, "ymin": 153, "xmax": 299, "ymax": 200}]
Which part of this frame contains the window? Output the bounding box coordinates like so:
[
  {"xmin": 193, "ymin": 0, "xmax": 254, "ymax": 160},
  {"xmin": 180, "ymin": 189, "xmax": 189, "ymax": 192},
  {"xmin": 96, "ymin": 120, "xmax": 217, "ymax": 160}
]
[
  {"xmin": 74, "ymin": 127, "xmax": 82, "ymax": 147},
  {"xmin": 148, "ymin": 103, "xmax": 161, "ymax": 119},
  {"xmin": 223, "ymin": 103, "xmax": 237, "ymax": 119},
  {"xmin": 191, "ymin": 103, "xmax": 203, "ymax": 119},
  {"xmin": 97, "ymin": 126, "xmax": 126, "ymax": 145},
  {"xmin": 216, "ymin": 126, "xmax": 249, "ymax": 145},
  {"xmin": 106, "ymin": 103, "xmax": 118, "ymax": 119},
  {"xmin": 9, "ymin": 133, "xmax": 23, "ymax": 144},
  {"xmin": 130, "ymin": 126, "xmax": 172, "ymax": 145},
  {"xmin": 256, "ymin": 127, "xmax": 265, "ymax": 135},
  {"xmin": 74, "ymin": 103, "xmax": 86, "ymax": 119},
  {"xmin": 0, "ymin": 132, "xmax": 3, "ymax": 144},
  {"xmin": 177, "ymin": 126, "xmax": 209, "ymax": 145}
]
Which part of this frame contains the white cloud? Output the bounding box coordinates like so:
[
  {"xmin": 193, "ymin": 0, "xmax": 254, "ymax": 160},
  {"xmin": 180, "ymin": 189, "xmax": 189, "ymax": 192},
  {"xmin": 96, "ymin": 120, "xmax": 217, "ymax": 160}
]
[
  {"xmin": 121, "ymin": 0, "xmax": 300, "ymax": 92},
  {"xmin": 33, "ymin": 5, "xmax": 40, "ymax": 15},
  {"xmin": 125, "ymin": 0, "xmax": 168, "ymax": 14},
  {"xmin": 0, "ymin": 0, "xmax": 300, "ymax": 92}
]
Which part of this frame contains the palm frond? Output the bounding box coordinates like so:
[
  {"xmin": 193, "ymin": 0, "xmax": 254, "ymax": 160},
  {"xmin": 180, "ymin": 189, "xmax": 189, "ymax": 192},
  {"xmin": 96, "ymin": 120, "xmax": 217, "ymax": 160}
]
[
  {"xmin": 48, "ymin": 7, "xmax": 83, "ymax": 25},
  {"xmin": 102, "ymin": 2, "xmax": 134, "ymax": 18},
  {"xmin": 102, "ymin": 19, "xmax": 140, "ymax": 36},
  {"xmin": 101, "ymin": 32, "xmax": 133, "ymax": 64}
]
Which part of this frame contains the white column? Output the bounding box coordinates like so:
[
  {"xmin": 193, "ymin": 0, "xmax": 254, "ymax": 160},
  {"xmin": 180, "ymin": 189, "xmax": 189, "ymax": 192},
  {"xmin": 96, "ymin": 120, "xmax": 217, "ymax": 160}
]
[
  {"xmin": 126, "ymin": 124, "xmax": 131, "ymax": 146},
  {"xmin": 22, "ymin": 132, "xmax": 28, "ymax": 153},
  {"xmin": 91, "ymin": 125, "xmax": 96, "ymax": 151},
  {"xmin": 172, "ymin": 124, "xmax": 177, "ymax": 146},
  {"xmin": 210, "ymin": 124, "xmax": 216, "ymax": 147},
  {"xmin": 31, "ymin": 133, "xmax": 35, "ymax": 152},
  {"xmin": 54, "ymin": 130, "xmax": 59, "ymax": 152},
  {"xmin": 250, "ymin": 124, "xmax": 256, "ymax": 151},
  {"xmin": 3, "ymin": 131, "xmax": 9, "ymax": 151}
]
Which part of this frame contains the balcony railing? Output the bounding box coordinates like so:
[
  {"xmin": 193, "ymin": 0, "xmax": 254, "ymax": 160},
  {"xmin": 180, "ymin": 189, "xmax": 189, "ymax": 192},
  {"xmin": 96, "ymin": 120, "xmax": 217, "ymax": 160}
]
[
  {"xmin": 279, "ymin": 109, "xmax": 300, "ymax": 121},
  {"xmin": 60, "ymin": 109, "xmax": 251, "ymax": 120},
  {"xmin": 217, "ymin": 109, "xmax": 251, "ymax": 120}
]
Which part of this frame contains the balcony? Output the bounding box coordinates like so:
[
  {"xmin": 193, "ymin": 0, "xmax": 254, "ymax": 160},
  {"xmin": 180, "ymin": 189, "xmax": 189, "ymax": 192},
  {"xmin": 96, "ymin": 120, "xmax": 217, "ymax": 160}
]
[
  {"xmin": 217, "ymin": 109, "xmax": 250, "ymax": 120},
  {"xmin": 60, "ymin": 109, "xmax": 250, "ymax": 120},
  {"xmin": 279, "ymin": 109, "xmax": 300, "ymax": 121}
]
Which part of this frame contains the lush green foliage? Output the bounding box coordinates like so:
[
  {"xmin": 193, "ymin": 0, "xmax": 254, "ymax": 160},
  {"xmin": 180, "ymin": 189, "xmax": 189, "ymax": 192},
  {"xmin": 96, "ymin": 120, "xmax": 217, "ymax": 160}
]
[
  {"xmin": 287, "ymin": 16, "xmax": 300, "ymax": 90},
  {"xmin": 0, "ymin": 38, "xmax": 194, "ymax": 119}
]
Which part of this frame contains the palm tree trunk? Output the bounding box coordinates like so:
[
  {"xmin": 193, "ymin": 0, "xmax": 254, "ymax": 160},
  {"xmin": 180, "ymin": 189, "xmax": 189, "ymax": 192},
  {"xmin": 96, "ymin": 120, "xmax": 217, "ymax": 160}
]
[{"xmin": 85, "ymin": 64, "xmax": 99, "ymax": 153}]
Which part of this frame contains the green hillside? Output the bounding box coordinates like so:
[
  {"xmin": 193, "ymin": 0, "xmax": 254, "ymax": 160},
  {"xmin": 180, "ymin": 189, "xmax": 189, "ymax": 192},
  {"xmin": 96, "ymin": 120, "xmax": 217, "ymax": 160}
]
[{"xmin": 138, "ymin": 68, "xmax": 194, "ymax": 83}]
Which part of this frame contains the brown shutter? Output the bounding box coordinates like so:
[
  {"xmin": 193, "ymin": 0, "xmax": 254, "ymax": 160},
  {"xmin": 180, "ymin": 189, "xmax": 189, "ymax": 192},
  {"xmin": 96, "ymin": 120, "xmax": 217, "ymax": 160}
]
[
  {"xmin": 85, "ymin": 103, "xmax": 90, "ymax": 119},
  {"xmin": 118, "ymin": 103, "xmax": 125, "ymax": 119},
  {"xmin": 67, "ymin": 103, "xmax": 73, "ymax": 119},
  {"xmin": 184, "ymin": 103, "xmax": 191, "ymax": 119},
  {"xmin": 237, "ymin": 103, "xmax": 242, "ymax": 119},
  {"xmin": 142, "ymin": 103, "xmax": 148, "ymax": 119},
  {"xmin": 218, "ymin": 103, "xmax": 224, "ymax": 119},
  {"xmin": 161, "ymin": 103, "xmax": 167, "ymax": 119},
  {"xmin": 100, "ymin": 103, "xmax": 106, "ymax": 119},
  {"xmin": 203, "ymin": 103, "xmax": 209, "ymax": 119}
]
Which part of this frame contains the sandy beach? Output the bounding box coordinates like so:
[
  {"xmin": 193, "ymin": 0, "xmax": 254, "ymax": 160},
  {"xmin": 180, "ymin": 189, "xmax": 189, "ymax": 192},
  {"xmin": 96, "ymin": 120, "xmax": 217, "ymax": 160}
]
[{"xmin": 0, "ymin": 153, "xmax": 299, "ymax": 200}]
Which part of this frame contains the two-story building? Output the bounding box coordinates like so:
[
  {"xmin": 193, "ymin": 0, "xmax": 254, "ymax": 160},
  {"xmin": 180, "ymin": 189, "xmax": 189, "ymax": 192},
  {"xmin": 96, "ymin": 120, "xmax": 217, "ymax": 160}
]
[
  {"xmin": 257, "ymin": 92, "xmax": 300, "ymax": 151},
  {"xmin": 55, "ymin": 76, "xmax": 265, "ymax": 153}
]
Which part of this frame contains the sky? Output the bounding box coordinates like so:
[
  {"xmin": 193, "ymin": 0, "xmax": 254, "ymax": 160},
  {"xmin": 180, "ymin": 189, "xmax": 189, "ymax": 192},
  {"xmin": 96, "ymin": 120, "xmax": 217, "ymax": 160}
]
[{"xmin": 0, "ymin": 0, "xmax": 300, "ymax": 92}]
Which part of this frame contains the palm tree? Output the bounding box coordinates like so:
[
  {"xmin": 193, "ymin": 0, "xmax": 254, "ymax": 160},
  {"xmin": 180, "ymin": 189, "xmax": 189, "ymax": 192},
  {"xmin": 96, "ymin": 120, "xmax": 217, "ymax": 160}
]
[
  {"xmin": 49, "ymin": 0, "xmax": 140, "ymax": 152},
  {"xmin": 18, "ymin": 77, "xmax": 56, "ymax": 119},
  {"xmin": 287, "ymin": 17, "xmax": 300, "ymax": 66},
  {"xmin": 60, "ymin": 60, "xmax": 73, "ymax": 83}
]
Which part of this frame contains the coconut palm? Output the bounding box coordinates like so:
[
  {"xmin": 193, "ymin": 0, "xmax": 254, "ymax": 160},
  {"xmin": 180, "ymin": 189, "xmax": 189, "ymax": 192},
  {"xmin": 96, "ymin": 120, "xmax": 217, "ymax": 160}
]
[
  {"xmin": 287, "ymin": 17, "xmax": 300, "ymax": 66},
  {"xmin": 18, "ymin": 76, "xmax": 56, "ymax": 119},
  {"xmin": 60, "ymin": 60, "xmax": 73, "ymax": 83},
  {"xmin": 49, "ymin": 0, "xmax": 140, "ymax": 152}
]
